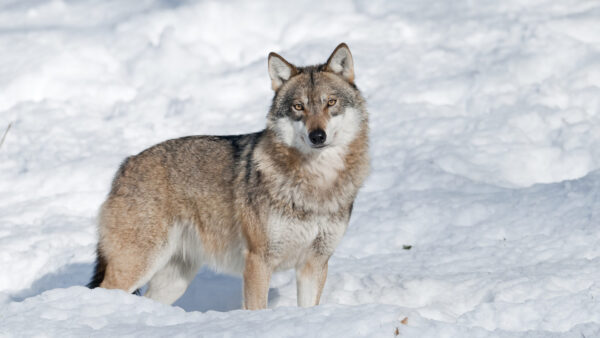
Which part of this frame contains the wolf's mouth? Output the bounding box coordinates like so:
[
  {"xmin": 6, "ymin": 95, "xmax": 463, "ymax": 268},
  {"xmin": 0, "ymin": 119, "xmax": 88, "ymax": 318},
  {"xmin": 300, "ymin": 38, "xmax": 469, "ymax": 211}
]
[{"xmin": 311, "ymin": 144, "xmax": 328, "ymax": 149}]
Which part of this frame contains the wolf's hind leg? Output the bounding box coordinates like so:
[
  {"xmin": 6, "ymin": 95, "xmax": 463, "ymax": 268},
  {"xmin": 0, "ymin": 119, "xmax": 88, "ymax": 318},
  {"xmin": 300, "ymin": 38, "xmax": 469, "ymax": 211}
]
[
  {"xmin": 99, "ymin": 251, "xmax": 159, "ymax": 294},
  {"xmin": 145, "ymin": 256, "xmax": 200, "ymax": 305},
  {"xmin": 99, "ymin": 224, "xmax": 174, "ymax": 294}
]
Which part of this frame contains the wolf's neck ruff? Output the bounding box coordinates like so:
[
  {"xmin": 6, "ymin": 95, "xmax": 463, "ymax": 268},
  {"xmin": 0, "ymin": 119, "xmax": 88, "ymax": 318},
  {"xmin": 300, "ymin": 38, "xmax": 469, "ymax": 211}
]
[{"xmin": 257, "ymin": 121, "xmax": 368, "ymax": 215}]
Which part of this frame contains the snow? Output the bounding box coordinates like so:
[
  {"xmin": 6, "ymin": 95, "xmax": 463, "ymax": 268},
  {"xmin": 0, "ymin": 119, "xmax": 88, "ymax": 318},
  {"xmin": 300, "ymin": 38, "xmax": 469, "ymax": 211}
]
[{"xmin": 1, "ymin": 0, "xmax": 600, "ymax": 336}]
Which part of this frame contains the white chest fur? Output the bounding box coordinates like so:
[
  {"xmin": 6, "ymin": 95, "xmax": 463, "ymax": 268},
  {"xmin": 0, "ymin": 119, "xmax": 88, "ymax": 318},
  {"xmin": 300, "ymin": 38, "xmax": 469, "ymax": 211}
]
[{"xmin": 266, "ymin": 211, "xmax": 347, "ymax": 271}]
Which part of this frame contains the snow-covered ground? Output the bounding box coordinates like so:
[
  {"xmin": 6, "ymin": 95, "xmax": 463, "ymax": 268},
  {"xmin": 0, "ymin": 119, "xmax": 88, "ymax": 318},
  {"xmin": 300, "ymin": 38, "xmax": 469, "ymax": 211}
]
[{"xmin": 1, "ymin": 0, "xmax": 600, "ymax": 336}]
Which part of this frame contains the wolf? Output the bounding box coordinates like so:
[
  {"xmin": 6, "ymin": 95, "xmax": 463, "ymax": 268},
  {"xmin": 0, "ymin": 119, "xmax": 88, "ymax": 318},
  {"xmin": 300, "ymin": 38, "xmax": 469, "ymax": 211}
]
[{"xmin": 87, "ymin": 43, "xmax": 369, "ymax": 310}]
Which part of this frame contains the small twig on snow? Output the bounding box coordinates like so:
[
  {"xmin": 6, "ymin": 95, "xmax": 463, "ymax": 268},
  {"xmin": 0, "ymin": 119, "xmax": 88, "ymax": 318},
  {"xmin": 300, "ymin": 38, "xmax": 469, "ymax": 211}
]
[{"xmin": 0, "ymin": 122, "xmax": 12, "ymax": 149}]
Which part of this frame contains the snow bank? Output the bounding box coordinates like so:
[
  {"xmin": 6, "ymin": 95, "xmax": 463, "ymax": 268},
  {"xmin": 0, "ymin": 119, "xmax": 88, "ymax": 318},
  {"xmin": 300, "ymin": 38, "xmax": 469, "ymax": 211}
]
[{"xmin": 1, "ymin": 0, "xmax": 599, "ymax": 336}]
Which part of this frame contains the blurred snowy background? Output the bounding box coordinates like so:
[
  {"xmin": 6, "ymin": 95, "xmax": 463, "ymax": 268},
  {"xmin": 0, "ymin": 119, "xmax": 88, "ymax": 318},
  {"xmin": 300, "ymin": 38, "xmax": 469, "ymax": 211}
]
[{"xmin": 1, "ymin": 0, "xmax": 599, "ymax": 336}]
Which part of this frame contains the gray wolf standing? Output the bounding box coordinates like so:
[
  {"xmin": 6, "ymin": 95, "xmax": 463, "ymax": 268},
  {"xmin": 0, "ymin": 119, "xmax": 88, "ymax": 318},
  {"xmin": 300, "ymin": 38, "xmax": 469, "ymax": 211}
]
[{"xmin": 88, "ymin": 43, "xmax": 370, "ymax": 310}]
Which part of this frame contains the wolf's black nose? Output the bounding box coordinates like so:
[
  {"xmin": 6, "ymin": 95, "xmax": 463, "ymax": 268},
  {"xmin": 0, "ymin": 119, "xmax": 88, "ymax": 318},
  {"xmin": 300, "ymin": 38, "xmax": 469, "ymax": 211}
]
[{"xmin": 309, "ymin": 129, "xmax": 327, "ymax": 146}]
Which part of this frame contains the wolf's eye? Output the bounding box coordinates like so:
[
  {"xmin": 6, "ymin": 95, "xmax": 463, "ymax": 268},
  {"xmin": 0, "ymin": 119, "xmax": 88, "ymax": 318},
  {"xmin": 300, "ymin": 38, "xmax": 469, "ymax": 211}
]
[
  {"xmin": 327, "ymin": 99, "xmax": 337, "ymax": 106},
  {"xmin": 293, "ymin": 103, "xmax": 304, "ymax": 111}
]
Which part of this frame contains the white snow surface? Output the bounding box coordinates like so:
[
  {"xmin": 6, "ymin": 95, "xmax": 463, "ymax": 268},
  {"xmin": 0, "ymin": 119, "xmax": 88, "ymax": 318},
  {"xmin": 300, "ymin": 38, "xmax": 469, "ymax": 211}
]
[{"xmin": 1, "ymin": 0, "xmax": 600, "ymax": 336}]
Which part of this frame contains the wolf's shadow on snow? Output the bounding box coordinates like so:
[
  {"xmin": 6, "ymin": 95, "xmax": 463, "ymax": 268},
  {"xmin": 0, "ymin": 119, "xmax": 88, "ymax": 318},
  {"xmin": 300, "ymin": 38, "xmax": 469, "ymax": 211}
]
[{"xmin": 10, "ymin": 263, "xmax": 280, "ymax": 312}]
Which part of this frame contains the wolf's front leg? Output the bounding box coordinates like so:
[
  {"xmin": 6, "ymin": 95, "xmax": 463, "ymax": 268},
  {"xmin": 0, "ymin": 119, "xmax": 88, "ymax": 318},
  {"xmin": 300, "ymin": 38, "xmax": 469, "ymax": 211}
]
[
  {"xmin": 296, "ymin": 255, "xmax": 329, "ymax": 307},
  {"xmin": 243, "ymin": 251, "xmax": 272, "ymax": 310}
]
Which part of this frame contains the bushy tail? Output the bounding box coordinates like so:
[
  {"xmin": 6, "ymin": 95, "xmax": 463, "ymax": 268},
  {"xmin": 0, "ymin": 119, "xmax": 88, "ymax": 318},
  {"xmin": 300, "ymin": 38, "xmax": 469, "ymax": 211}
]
[
  {"xmin": 87, "ymin": 247, "xmax": 141, "ymax": 295},
  {"xmin": 87, "ymin": 247, "xmax": 106, "ymax": 289}
]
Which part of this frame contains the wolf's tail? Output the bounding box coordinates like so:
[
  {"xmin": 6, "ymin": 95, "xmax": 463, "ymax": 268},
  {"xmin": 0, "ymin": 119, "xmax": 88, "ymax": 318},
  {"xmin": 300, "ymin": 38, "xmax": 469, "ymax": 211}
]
[
  {"xmin": 87, "ymin": 246, "xmax": 106, "ymax": 289},
  {"xmin": 87, "ymin": 247, "xmax": 141, "ymax": 295}
]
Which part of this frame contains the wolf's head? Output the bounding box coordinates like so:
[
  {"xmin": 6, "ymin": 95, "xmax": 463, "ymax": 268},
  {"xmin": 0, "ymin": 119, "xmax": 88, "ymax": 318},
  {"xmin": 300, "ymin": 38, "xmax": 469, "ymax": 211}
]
[{"xmin": 266, "ymin": 43, "xmax": 367, "ymax": 154}]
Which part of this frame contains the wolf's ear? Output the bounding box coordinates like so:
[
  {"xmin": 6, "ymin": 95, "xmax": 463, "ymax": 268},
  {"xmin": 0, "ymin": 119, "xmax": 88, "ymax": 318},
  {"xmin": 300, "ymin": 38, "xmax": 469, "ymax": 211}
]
[
  {"xmin": 325, "ymin": 43, "xmax": 354, "ymax": 83},
  {"xmin": 268, "ymin": 52, "xmax": 297, "ymax": 91}
]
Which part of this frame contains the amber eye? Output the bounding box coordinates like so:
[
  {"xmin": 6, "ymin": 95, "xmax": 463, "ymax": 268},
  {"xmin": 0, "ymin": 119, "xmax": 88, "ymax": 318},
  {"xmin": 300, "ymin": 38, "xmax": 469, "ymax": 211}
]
[
  {"xmin": 327, "ymin": 99, "xmax": 337, "ymax": 106},
  {"xmin": 293, "ymin": 103, "xmax": 304, "ymax": 111}
]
